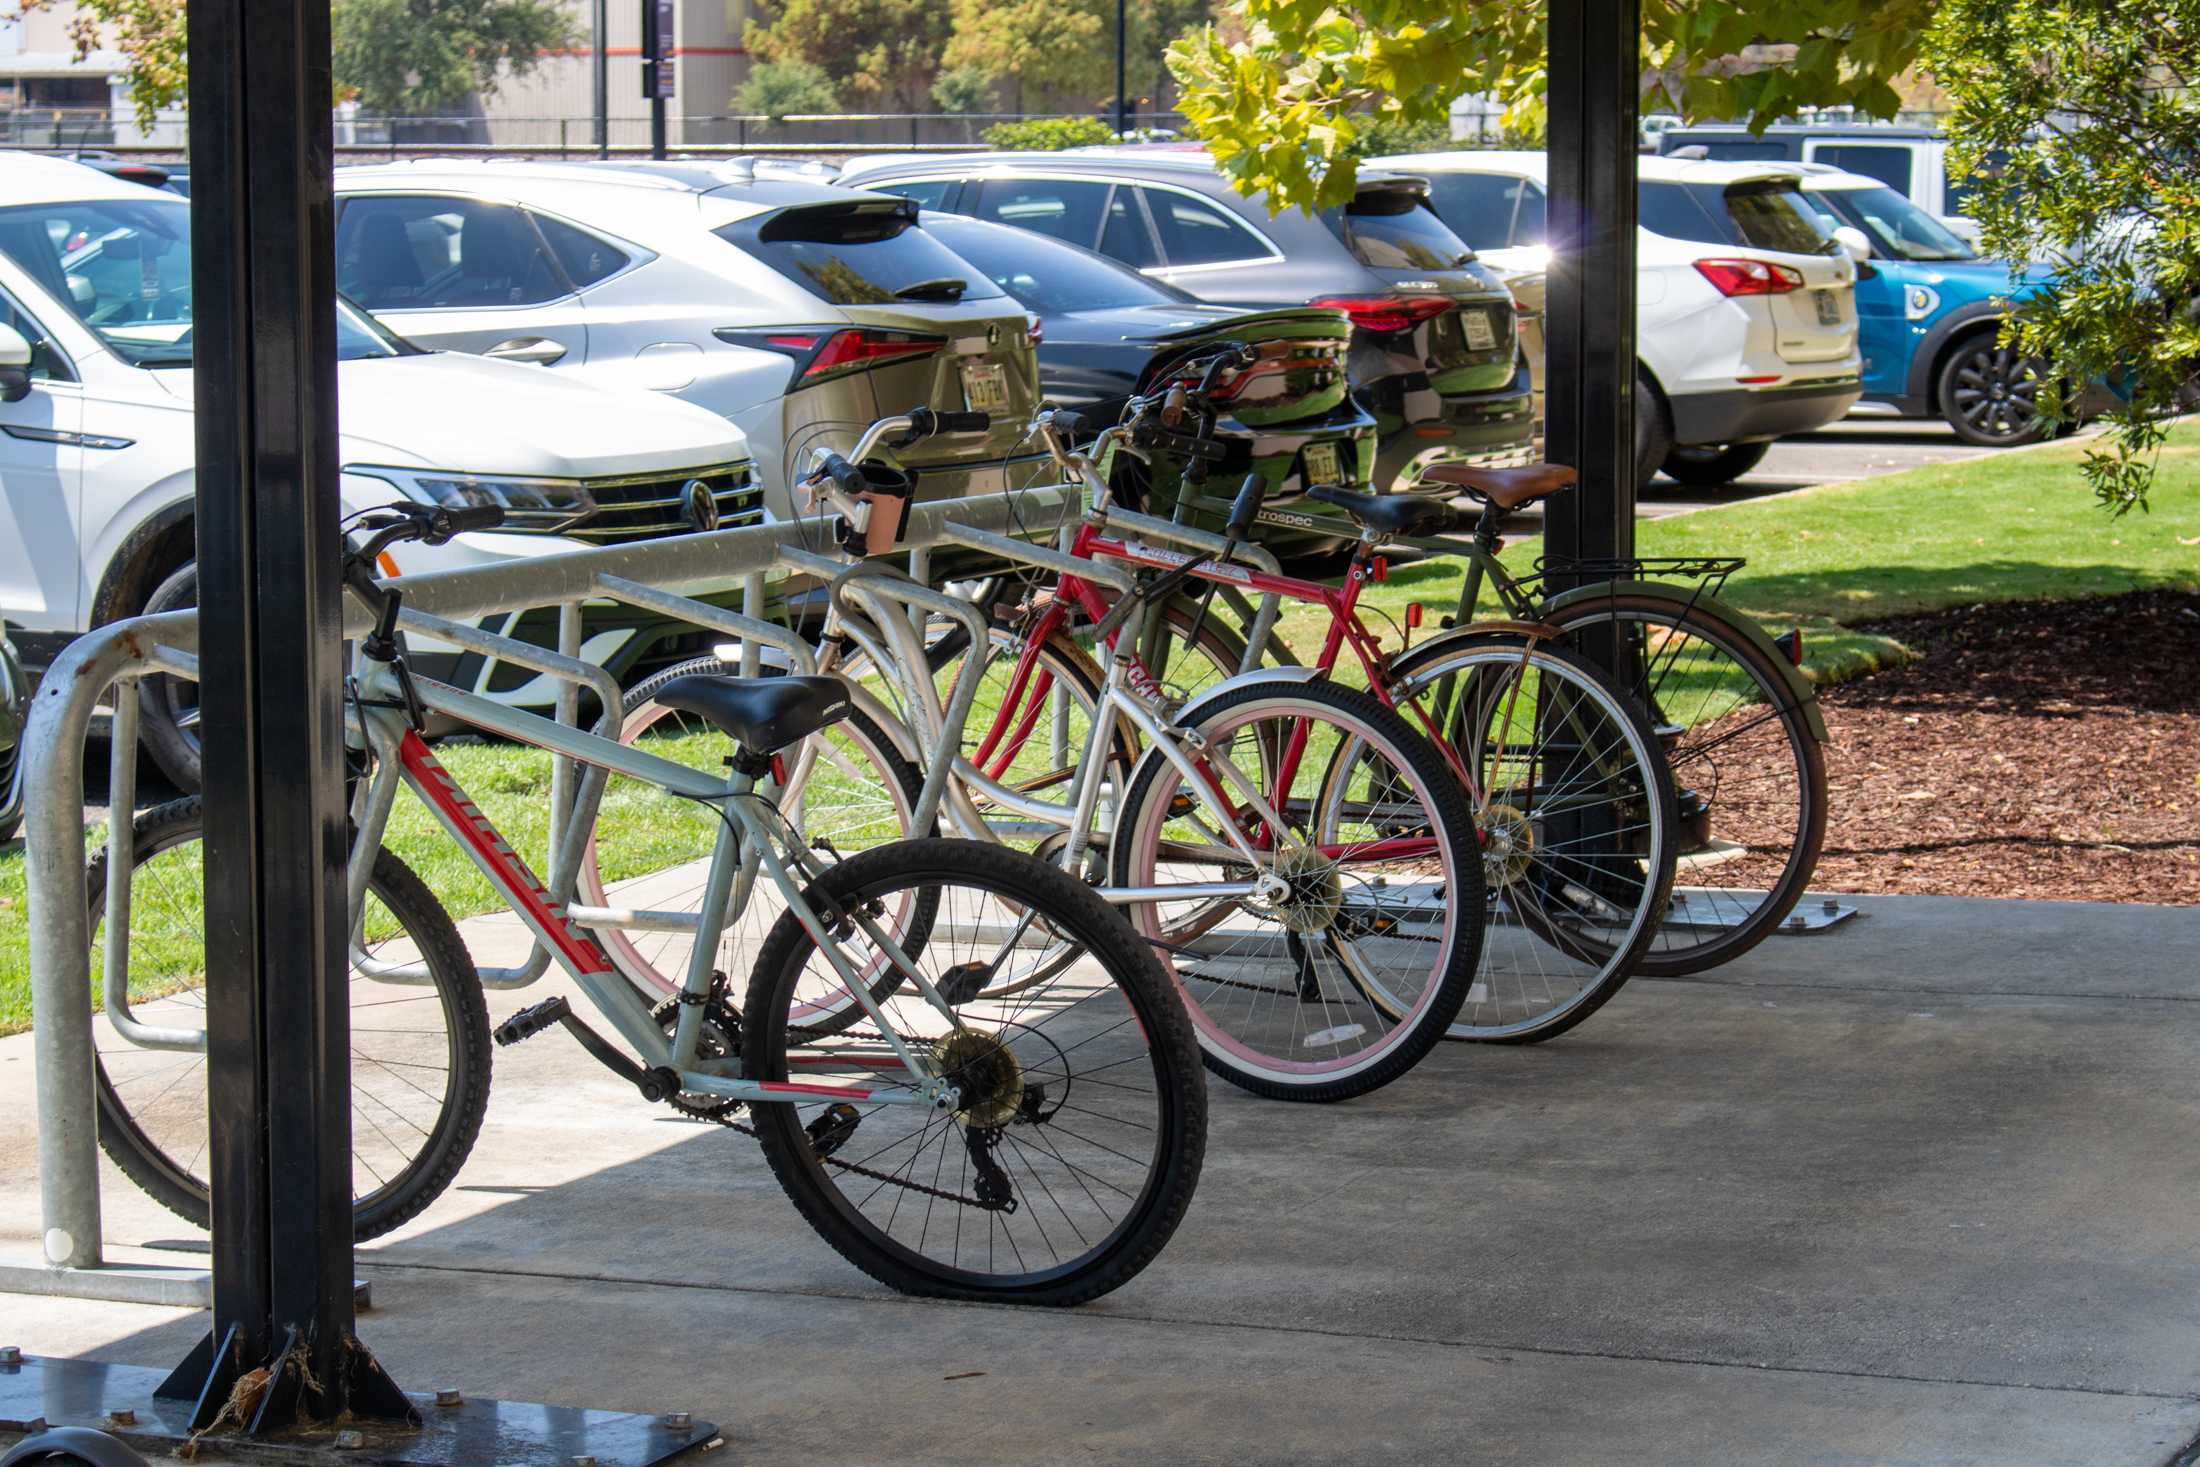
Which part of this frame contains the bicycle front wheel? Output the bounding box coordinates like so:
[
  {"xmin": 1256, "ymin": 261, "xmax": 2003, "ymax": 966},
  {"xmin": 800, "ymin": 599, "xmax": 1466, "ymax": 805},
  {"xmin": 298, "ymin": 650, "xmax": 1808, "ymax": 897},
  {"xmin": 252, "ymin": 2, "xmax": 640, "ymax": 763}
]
[
  {"xmin": 90, "ymin": 797, "xmax": 490, "ymax": 1240},
  {"xmin": 742, "ymin": 840, "xmax": 1206, "ymax": 1305},
  {"xmin": 1109, "ymin": 678, "xmax": 1484, "ymax": 1102},
  {"xmin": 1387, "ymin": 635, "xmax": 1678, "ymax": 1042},
  {"xmin": 1543, "ymin": 594, "xmax": 1828, "ymax": 976}
]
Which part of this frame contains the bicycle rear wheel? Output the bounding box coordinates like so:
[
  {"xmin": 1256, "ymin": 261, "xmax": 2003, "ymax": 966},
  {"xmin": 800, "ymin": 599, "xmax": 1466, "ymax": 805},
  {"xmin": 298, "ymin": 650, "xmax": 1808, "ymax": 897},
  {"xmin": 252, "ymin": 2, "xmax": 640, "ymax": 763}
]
[
  {"xmin": 1542, "ymin": 595, "xmax": 1827, "ymax": 976},
  {"xmin": 743, "ymin": 840, "xmax": 1206, "ymax": 1305},
  {"xmin": 1386, "ymin": 634, "xmax": 1677, "ymax": 1041},
  {"xmin": 1108, "ymin": 677, "xmax": 1483, "ymax": 1102},
  {"xmin": 89, "ymin": 797, "xmax": 490, "ymax": 1240},
  {"xmin": 580, "ymin": 656, "xmax": 930, "ymax": 1000}
]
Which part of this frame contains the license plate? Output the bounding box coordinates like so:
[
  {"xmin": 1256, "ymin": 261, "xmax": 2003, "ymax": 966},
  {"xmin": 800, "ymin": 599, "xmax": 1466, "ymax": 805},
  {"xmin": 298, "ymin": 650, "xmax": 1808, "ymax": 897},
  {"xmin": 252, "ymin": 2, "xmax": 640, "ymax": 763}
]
[
  {"xmin": 960, "ymin": 360, "xmax": 1012, "ymax": 413},
  {"xmin": 1460, "ymin": 307, "xmax": 1497, "ymax": 351},
  {"xmin": 1302, "ymin": 439, "xmax": 1343, "ymax": 487},
  {"xmin": 1813, "ymin": 289, "xmax": 1841, "ymax": 326}
]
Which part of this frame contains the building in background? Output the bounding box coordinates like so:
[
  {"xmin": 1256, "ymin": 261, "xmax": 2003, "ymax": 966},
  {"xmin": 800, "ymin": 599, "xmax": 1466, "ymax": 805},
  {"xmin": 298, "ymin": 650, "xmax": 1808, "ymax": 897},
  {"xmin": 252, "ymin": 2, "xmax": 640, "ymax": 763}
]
[{"xmin": 0, "ymin": 0, "xmax": 756, "ymax": 151}]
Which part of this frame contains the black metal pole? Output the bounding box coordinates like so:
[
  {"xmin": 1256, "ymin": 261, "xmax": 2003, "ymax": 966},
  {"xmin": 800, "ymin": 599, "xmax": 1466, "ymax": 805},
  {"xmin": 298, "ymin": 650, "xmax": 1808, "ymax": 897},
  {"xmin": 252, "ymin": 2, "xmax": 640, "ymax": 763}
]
[
  {"xmin": 159, "ymin": 0, "xmax": 413, "ymax": 1433},
  {"xmin": 1115, "ymin": 0, "xmax": 1129, "ymax": 137},
  {"xmin": 1542, "ymin": 0, "xmax": 1640, "ymax": 587},
  {"xmin": 593, "ymin": 0, "xmax": 610, "ymax": 157},
  {"xmin": 645, "ymin": 0, "xmax": 669, "ymax": 158}
]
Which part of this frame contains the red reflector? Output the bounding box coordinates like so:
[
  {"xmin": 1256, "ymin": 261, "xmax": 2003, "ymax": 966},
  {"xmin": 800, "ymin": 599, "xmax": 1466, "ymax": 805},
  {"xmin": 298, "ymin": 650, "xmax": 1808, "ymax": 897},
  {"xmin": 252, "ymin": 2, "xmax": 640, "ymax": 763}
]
[
  {"xmin": 804, "ymin": 328, "xmax": 943, "ymax": 379},
  {"xmin": 1736, "ymin": 374, "xmax": 1782, "ymax": 384},
  {"xmin": 1693, "ymin": 258, "xmax": 1805, "ymax": 296},
  {"xmin": 1408, "ymin": 602, "xmax": 1425, "ymax": 629},
  {"xmin": 1370, "ymin": 557, "xmax": 1389, "ymax": 583},
  {"xmin": 1027, "ymin": 313, "xmax": 1043, "ymax": 347},
  {"xmin": 1310, "ymin": 294, "xmax": 1453, "ymax": 333}
]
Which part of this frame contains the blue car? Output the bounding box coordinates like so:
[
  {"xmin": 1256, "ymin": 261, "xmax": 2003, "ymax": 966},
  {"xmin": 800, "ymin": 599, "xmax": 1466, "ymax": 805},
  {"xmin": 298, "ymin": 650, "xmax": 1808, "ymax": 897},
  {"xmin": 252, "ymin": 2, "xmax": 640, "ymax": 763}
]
[{"xmin": 1794, "ymin": 167, "xmax": 2056, "ymax": 445}]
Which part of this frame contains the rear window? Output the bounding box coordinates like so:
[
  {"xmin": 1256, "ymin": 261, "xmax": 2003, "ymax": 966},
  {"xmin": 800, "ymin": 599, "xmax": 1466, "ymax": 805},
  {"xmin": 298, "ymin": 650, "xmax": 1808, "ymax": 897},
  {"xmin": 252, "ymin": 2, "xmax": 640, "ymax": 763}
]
[
  {"xmin": 718, "ymin": 201, "xmax": 1006, "ymax": 306},
  {"xmin": 1333, "ymin": 189, "xmax": 1474, "ymax": 269},
  {"xmin": 1638, "ymin": 180, "xmax": 1834, "ymax": 255},
  {"xmin": 1422, "ymin": 172, "xmax": 1528, "ymax": 252},
  {"xmin": 925, "ymin": 216, "xmax": 1178, "ymax": 314}
]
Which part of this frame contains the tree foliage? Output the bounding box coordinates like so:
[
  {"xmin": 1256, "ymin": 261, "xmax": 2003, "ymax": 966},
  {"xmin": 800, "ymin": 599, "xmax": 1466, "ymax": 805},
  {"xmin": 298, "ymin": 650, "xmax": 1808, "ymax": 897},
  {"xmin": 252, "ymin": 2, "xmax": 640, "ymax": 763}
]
[
  {"xmin": 1925, "ymin": 0, "xmax": 2200, "ymax": 513},
  {"xmin": 745, "ymin": 0, "xmax": 951, "ymax": 112},
  {"xmin": 733, "ymin": 57, "xmax": 839, "ymax": 119},
  {"xmin": 942, "ymin": 0, "xmax": 1110, "ymax": 107},
  {"xmin": 331, "ymin": 0, "xmax": 578, "ymax": 115},
  {"xmin": 1166, "ymin": 1, "xmax": 1929, "ymax": 211}
]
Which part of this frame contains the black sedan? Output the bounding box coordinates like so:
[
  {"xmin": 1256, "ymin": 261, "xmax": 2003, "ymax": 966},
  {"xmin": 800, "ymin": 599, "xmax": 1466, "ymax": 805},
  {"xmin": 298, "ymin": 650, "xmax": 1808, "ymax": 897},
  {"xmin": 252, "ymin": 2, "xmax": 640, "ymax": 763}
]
[{"xmin": 921, "ymin": 211, "xmax": 1377, "ymax": 561}]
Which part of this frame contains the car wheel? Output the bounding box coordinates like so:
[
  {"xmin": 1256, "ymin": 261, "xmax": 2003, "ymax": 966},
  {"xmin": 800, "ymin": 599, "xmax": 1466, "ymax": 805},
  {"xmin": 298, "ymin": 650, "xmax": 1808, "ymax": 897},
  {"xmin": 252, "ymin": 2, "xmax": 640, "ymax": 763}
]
[
  {"xmin": 1660, "ymin": 440, "xmax": 1771, "ymax": 486},
  {"xmin": 135, "ymin": 562, "xmax": 202, "ymax": 791},
  {"xmin": 1938, "ymin": 335, "xmax": 2052, "ymax": 446},
  {"xmin": 1634, "ymin": 370, "xmax": 1672, "ymax": 487}
]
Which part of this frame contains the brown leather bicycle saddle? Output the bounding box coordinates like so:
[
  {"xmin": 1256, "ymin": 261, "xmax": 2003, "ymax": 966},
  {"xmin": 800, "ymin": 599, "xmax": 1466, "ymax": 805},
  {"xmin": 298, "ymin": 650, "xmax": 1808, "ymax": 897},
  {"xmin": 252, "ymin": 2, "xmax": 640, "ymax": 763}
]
[{"xmin": 1421, "ymin": 462, "xmax": 1579, "ymax": 509}]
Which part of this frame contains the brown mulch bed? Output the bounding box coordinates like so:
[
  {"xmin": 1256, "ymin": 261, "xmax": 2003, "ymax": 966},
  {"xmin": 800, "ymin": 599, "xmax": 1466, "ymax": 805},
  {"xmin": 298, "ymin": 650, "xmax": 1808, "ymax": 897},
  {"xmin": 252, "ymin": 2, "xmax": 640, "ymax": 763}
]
[{"xmin": 1812, "ymin": 589, "xmax": 2200, "ymax": 903}]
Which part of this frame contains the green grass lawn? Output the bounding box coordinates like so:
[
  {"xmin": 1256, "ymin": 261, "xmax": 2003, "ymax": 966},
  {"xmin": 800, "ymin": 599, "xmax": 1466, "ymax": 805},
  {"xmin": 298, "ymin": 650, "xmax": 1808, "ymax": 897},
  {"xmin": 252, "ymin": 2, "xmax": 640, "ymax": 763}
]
[{"xmin": 4, "ymin": 426, "xmax": 2195, "ymax": 1036}]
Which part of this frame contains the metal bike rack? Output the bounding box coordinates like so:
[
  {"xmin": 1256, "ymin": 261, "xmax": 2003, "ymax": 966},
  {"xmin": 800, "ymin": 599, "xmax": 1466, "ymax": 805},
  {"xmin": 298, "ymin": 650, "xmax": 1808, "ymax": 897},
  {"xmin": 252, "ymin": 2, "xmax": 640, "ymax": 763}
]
[{"xmin": 2, "ymin": 486, "xmax": 1076, "ymax": 1305}]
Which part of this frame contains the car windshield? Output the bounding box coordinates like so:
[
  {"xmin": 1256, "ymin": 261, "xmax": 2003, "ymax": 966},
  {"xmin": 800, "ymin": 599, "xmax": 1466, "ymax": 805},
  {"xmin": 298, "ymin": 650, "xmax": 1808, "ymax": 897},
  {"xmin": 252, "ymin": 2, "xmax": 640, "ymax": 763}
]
[
  {"xmin": 0, "ymin": 196, "xmax": 411, "ymax": 366},
  {"xmin": 1807, "ymin": 184, "xmax": 1976, "ymax": 261},
  {"xmin": 923, "ymin": 215, "xmax": 1179, "ymax": 314}
]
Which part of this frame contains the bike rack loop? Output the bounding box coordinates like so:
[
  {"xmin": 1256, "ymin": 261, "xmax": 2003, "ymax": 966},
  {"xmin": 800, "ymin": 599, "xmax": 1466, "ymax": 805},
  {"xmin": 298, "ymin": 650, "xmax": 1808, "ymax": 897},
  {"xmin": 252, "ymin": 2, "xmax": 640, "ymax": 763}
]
[{"xmin": 7, "ymin": 485, "xmax": 1077, "ymax": 1295}]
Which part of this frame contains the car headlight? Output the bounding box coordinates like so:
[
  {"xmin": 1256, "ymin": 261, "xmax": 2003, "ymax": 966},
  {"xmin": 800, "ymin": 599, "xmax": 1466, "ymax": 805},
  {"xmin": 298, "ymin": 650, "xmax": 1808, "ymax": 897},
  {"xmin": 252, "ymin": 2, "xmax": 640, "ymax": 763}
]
[
  {"xmin": 1904, "ymin": 285, "xmax": 1941, "ymax": 322},
  {"xmin": 346, "ymin": 466, "xmax": 596, "ymax": 533}
]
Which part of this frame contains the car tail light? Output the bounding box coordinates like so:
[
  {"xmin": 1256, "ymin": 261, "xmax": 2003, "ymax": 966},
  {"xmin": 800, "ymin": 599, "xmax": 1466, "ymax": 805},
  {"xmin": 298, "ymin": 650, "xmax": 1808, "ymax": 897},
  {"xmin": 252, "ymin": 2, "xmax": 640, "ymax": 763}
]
[
  {"xmin": 1026, "ymin": 313, "xmax": 1043, "ymax": 347},
  {"xmin": 713, "ymin": 326, "xmax": 945, "ymax": 383},
  {"xmin": 1692, "ymin": 258, "xmax": 1806, "ymax": 296},
  {"xmin": 1309, "ymin": 294, "xmax": 1453, "ymax": 333}
]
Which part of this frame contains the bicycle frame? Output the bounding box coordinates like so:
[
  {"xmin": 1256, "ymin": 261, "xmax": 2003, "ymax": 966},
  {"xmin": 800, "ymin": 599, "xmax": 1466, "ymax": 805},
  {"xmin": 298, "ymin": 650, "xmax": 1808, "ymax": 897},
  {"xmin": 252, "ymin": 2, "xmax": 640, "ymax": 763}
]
[{"xmin": 344, "ymin": 644, "xmax": 966, "ymax": 1114}]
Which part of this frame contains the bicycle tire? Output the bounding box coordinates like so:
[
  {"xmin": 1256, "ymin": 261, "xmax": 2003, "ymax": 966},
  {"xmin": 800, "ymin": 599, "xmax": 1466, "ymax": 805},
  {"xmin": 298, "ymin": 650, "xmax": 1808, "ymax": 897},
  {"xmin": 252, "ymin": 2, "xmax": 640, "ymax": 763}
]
[
  {"xmin": 89, "ymin": 797, "xmax": 490, "ymax": 1241},
  {"xmin": 1109, "ymin": 677, "xmax": 1483, "ymax": 1102},
  {"xmin": 1542, "ymin": 593, "xmax": 1828, "ymax": 976},
  {"xmin": 1384, "ymin": 633, "xmax": 1678, "ymax": 1041},
  {"xmin": 742, "ymin": 839, "xmax": 1207, "ymax": 1305}
]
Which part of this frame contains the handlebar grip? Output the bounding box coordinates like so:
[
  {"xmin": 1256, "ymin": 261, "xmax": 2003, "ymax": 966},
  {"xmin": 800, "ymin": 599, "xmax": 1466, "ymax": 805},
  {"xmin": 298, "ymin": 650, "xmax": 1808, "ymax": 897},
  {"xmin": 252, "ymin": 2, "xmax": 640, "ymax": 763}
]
[
  {"xmin": 932, "ymin": 410, "xmax": 990, "ymax": 434},
  {"xmin": 1224, "ymin": 473, "xmax": 1266, "ymax": 541},
  {"xmin": 819, "ymin": 451, "xmax": 866, "ymax": 497},
  {"xmin": 430, "ymin": 505, "xmax": 505, "ymax": 541},
  {"xmin": 1047, "ymin": 409, "xmax": 1087, "ymax": 438}
]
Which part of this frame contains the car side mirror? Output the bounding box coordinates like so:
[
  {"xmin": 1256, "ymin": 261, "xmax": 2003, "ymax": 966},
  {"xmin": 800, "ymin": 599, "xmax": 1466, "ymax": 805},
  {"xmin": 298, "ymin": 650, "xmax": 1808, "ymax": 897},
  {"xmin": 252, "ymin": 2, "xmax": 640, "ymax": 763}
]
[
  {"xmin": 1833, "ymin": 226, "xmax": 1873, "ymax": 265},
  {"xmin": 0, "ymin": 323, "xmax": 33, "ymax": 404}
]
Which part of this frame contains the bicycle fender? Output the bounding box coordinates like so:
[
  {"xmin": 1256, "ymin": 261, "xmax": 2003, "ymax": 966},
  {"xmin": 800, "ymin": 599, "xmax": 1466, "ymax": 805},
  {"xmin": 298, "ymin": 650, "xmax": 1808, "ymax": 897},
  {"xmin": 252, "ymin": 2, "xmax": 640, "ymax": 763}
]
[{"xmin": 1538, "ymin": 579, "xmax": 1828, "ymax": 744}]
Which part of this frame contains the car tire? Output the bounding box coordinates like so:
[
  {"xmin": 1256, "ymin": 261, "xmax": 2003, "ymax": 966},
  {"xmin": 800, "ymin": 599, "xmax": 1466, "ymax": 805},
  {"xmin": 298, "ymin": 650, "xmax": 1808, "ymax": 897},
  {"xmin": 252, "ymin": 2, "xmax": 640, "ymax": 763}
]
[
  {"xmin": 1660, "ymin": 440, "xmax": 1771, "ymax": 486},
  {"xmin": 1937, "ymin": 334, "xmax": 2053, "ymax": 446},
  {"xmin": 135, "ymin": 562, "xmax": 202, "ymax": 791},
  {"xmin": 1634, "ymin": 370, "xmax": 1672, "ymax": 487}
]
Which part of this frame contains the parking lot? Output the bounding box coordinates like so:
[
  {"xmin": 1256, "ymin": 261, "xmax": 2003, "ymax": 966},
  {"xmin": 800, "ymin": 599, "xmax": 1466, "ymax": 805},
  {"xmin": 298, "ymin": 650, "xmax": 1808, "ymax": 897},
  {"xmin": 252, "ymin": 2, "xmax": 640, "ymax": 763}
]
[{"xmin": 1640, "ymin": 419, "xmax": 2004, "ymax": 518}]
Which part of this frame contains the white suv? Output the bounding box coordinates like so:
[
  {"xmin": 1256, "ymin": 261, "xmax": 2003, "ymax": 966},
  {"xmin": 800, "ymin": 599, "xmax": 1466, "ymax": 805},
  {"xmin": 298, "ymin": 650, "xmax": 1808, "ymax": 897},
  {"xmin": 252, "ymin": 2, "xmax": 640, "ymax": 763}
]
[
  {"xmin": 330, "ymin": 159, "xmax": 1045, "ymax": 521},
  {"xmin": 0, "ymin": 154, "xmax": 754, "ymax": 785},
  {"xmin": 1376, "ymin": 151, "xmax": 1864, "ymax": 485}
]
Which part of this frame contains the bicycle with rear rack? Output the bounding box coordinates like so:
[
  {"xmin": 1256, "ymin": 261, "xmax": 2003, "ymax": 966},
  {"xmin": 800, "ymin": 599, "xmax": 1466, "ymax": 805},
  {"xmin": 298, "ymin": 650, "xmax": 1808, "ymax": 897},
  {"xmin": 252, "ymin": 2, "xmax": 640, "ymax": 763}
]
[
  {"xmin": 86, "ymin": 433, "xmax": 1209, "ymax": 1306},
  {"xmin": 1085, "ymin": 342, "xmax": 1827, "ymax": 981}
]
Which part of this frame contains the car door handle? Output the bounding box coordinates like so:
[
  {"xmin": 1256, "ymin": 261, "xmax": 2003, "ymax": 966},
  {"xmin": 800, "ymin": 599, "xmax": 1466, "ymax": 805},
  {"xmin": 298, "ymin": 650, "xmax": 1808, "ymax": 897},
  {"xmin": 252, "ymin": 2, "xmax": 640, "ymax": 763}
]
[{"xmin": 484, "ymin": 337, "xmax": 568, "ymax": 366}]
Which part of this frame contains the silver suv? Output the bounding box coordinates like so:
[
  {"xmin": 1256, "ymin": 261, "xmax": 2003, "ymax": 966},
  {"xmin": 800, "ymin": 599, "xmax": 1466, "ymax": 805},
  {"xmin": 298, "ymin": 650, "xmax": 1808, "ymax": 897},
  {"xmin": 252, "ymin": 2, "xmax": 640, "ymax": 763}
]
[{"xmin": 332, "ymin": 159, "xmax": 1045, "ymax": 519}]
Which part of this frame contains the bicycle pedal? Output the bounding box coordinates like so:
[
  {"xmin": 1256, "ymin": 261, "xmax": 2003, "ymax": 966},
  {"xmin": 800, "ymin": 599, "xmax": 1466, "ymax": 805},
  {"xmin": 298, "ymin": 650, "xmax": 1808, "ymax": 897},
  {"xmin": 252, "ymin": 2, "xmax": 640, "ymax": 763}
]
[
  {"xmin": 494, "ymin": 996, "xmax": 571, "ymax": 1048},
  {"xmin": 937, "ymin": 961, "xmax": 990, "ymax": 1007},
  {"xmin": 805, "ymin": 1103, "xmax": 862, "ymax": 1159}
]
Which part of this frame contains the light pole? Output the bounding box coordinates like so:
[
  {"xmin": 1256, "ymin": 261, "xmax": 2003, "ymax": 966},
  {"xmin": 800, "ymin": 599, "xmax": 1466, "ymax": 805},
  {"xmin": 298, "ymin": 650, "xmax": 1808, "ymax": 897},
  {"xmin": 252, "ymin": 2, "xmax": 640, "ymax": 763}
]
[
  {"xmin": 592, "ymin": 0, "xmax": 608, "ymax": 156},
  {"xmin": 1114, "ymin": 0, "xmax": 1129, "ymax": 137}
]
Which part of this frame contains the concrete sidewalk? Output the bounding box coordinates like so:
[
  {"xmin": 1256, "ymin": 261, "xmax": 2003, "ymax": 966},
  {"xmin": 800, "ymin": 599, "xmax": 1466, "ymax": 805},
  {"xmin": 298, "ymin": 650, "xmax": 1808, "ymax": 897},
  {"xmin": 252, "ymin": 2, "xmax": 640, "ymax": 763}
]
[{"xmin": 5, "ymin": 892, "xmax": 2199, "ymax": 1465}]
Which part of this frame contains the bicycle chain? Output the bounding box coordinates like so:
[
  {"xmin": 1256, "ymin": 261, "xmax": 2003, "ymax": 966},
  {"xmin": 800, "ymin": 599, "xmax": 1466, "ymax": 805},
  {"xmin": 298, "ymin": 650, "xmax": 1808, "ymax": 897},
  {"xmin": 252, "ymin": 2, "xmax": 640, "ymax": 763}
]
[{"xmin": 677, "ymin": 1007, "xmax": 1009, "ymax": 1213}]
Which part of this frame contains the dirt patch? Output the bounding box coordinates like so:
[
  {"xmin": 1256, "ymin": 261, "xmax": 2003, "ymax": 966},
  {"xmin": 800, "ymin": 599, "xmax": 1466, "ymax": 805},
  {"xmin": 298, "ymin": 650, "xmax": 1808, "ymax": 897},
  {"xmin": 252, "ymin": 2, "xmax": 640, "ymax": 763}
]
[{"xmin": 1814, "ymin": 589, "xmax": 2200, "ymax": 903}]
